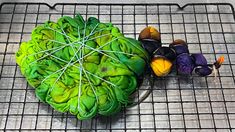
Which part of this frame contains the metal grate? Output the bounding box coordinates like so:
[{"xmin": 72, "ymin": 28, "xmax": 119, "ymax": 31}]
[{"xmin": 0, "ymin": 3, "xmax": 235, "ymax": 131}]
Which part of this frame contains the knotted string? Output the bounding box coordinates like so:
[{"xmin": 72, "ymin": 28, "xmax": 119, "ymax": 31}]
[{"xmin": 23, "ymin": 19, "xmax": 140, "ymax": 110}]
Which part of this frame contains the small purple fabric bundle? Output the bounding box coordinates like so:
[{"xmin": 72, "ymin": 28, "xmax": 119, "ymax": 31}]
[
  {"xmin": 192, "ymin": 54, "xmax": 212, "ymax": 76},
  {"xmin": 176, "ymin": 53, "xmax": 195, "ymax": 74},
  {"xmin": 170, "ymin": 40, "xmax": 212, "ymax": 76}
]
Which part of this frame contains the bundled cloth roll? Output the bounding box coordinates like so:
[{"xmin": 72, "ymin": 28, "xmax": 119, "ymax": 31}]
[
  {"xmin": 151, "ymin": 47, "xmax": 176, "ymax": 76},
  {"xmin": 138, "ymin": 27, "xmax": 176, "ymax": 77},
  {"xmin": 170, "ymin": 39, "xmax": 224, "ymax": 76},
  {"xmin": 16, "ymin": 14, "xmax": 149, "ymax": 120},
  {"xmin": 139, "ymin": 27, "xmax": 224, "ymax": 77},
  {"xmin": 138, "ymin": 26, "xmax": 162, "ymax": 56}
]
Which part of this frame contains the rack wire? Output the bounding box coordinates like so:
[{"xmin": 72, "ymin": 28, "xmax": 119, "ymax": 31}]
[{"xmin": 0, "ymin": 2, "xmax": 235, "ymax": 131}]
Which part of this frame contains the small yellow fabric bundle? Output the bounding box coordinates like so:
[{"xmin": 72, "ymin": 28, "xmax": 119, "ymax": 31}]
[
  {"xmin": 139, "ymin": 26, "xmax": 161, "ymax": 42},
  {"xmin": 150, "ymin": 57, "xmax": 173, "ymax": 77}
]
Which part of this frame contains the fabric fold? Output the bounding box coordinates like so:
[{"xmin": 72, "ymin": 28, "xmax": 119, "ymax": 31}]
[{"xmin": 16, "ymin": 14, "xmax": 148, "ymax": 120}]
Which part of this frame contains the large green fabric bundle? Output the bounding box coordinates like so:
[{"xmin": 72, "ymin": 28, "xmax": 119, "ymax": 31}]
[{"xmin": 16, "ymin": 14, "xmax": 148, "ymax": 120}]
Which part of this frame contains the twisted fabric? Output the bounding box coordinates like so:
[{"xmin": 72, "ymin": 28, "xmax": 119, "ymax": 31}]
[
  {"xmin": 138, "ymin": 26, "xmax": 224, "ymax": 77},
  {"xmin": 16, "ymin": 14, "xmax": 148, "ymax": 120},
  {"xmin": 138, "ymin": 27, "xmax": 176, "ymax": 77},
  {"xmin": 169, "ymin": 39, "xmax": 224, "ymax": 76}
]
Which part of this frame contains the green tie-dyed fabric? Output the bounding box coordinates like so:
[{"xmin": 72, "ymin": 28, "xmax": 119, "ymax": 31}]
[{"xmin": 16, "ymin": 14, "xmax": 148, "ymax": 120}]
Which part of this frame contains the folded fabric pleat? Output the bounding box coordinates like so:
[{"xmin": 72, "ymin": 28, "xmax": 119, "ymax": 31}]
[{"xmin": 16, "ymin": 14, "xmax": 148, "ymax": 120}]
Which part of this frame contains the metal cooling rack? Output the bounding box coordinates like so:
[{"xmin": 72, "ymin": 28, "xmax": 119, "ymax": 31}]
[{"xmin": 0, "ymin": 2, "xmax": 235, "ymax": 131}]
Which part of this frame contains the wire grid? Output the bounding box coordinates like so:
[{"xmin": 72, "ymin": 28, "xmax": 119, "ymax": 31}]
[{"xmin": 0, "ymin": 3, "xmax": 235, "ymax": 132}]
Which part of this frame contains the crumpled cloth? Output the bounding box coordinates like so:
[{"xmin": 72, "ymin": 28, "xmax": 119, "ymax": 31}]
[{"xmin": 16, "ymin": 14, "xmax": 148, "ymax": 120}]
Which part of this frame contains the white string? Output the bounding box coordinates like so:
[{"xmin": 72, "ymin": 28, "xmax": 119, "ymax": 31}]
[
  {"xmin": 77, "ymin": 22, "xmax": 86, "ymax": 110},
  {"xmin": 85, "ymin": 33, "xmax": 112, "ymax": 42},
  {"xmin": 48, "ymin": 25, "xmax": 85, "ymax": 92},
  {"xmin": 40, "ymin": 45, "xmax": 83, "ymax": 84},
  {"xmin": 35, "ymin": 19, "xmax": 131, "ymax": 110},
  {"xmin": 48, "ymin": 39, "xmax": 136, "ymax": 57},
  {"xmin": 45, "ymin": 26, "xmax": 74, "ymax": 40},
  {"xmin": 84, "ymin": 23, "xmax": 99, "ymax": 39},
  {"xmin": 22, "ymin": 45, "xmax": 66, "ymax": 62},
  {"xmin": 83, "ymin": 27, "xmax": 110, "ymax": 40},
  {"xmin": 84, "ymin": 70, "xmax": 116, "ymax": 86},
  {"xmin": 42, "ymin": 52, "xmax": 117, "ymax": 87},
  {"xmin": 49, "ymin": 44, "xmax": 82, "ymax": 92},
  {"xmin": 61, "ymin": 27, "xmax": 72, "ymax": 44},
  {"xmin": 47, "ymin": 51, "xmax": 117, "ymax": 87},
  {"xmin": 46, "ymin": 37, "xmax": 120, "ymax": 62},
  {"xmin": 23, "ymin": 37, "xmax": 85, "ymax": 63},
  {"xmin": 84, "ymin": 44, "xmax": 122, "ymax": 63},
  {"xmin": 75, "ymin": 37, "xmax": 120, "ymax": 62},
  {"xmin": 48, "ymin": 39, "xmax": 79, "ymax": 46},
  {"xmin": 100, "ymin": 50, "xmax": 136, "ymax": 56},
  {"xmin": 122, "ymin": 37, "xmax": 149, "ymax": 59},
  {"xmin": 29, "ymin": 44, "xmax": 70, "ymax": 65},
  {"xmin": 47, "ymin": 32, "xmax": 113, "ymax": 48},
  {"xmin": 78, "ymin": 26, "xmax": 81, "ymax": 40}
]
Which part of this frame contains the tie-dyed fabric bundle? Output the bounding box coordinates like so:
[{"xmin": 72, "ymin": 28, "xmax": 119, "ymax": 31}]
[{"xmin": 16, "ymin": 14, "xmax": 148, "ymax": 120}]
